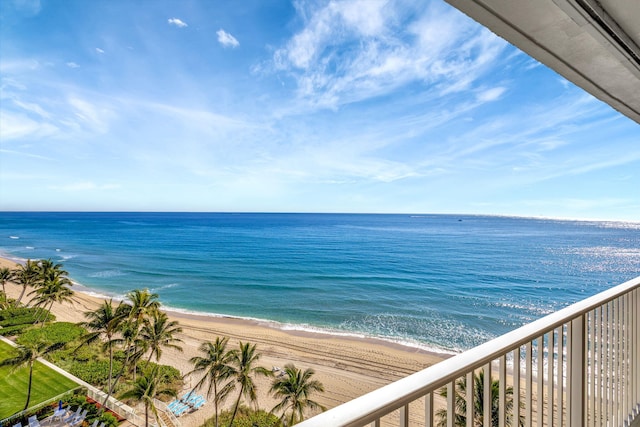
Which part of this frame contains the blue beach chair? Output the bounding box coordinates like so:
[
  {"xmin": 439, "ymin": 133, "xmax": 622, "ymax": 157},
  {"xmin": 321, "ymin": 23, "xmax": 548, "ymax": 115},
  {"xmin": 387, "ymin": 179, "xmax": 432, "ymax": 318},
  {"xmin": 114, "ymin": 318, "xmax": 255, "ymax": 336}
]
[{"xmin": 191, "ymin": 396, "xmax": 206, "ymax": 409}]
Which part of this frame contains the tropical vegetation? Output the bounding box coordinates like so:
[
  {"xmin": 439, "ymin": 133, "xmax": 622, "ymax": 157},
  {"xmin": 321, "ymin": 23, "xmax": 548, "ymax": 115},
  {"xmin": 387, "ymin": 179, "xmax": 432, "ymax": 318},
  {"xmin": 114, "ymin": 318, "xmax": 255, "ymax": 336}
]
[
  {"xmin": 270, "ymin": 364, "xmax": 326, "ymax": 425},
  {"xmin": 120, "ymin": 366, "xmax": 176, "ymax": 427},
  {"xmin": 1, "ymin": 260, "xmax": 327, "ymax": 426},
  {"xmin": 435, "ymin": 370, "xmax": 524, "ymax": 427},
  {"xmin": 188, "ymin": 337, "xmax": 237, "ymax": 427}
]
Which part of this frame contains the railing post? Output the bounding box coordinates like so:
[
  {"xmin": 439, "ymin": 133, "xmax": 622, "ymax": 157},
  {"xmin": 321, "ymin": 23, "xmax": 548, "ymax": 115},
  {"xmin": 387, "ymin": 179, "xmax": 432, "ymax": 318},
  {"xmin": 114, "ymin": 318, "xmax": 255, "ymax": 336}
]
[
  {"xmin": 399, "ymin": 404, "xmax": 409, "ymax": 427},
  {"xmin": 569, "ymin": 315, "xmax": 586, "ymax": 427}
]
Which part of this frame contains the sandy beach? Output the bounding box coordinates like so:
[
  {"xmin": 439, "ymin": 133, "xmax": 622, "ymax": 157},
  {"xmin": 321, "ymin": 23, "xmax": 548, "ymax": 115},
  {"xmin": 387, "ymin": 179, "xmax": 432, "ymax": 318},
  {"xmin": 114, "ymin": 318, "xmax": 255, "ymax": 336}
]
[{"xmin": 0, "ymin": 257, "xmax": 448, "ymax": 426}]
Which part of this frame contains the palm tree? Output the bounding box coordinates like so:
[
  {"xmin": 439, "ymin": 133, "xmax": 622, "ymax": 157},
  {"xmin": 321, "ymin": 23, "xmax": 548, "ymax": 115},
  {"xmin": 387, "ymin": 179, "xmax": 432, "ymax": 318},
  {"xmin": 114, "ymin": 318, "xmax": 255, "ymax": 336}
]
[
  {"xmin": 28, "ymin": 267, "xmax": 74, "ymax": 325},
  {"xmin": 126, "ymin": 288, "xmax": 161, "ymax": 324},
  {"xmin": 187, "ymin": 337, "xmax": 237, "ymax": 427},
  {"xmin": 0, "ymin": 266, "xmax": 15, "ymax": 297},
  {"xmin": 0, "ymin": 340, "xmax": 62, "ymax": 411},
  {"xmin": 435, "ymin": 370, "xmax": 523, "ymax": 427},
  {"xmin": 109, "ymin": 312, "xmax": 147, "ymax": 399},
  {"xmin": 78, "ymin": 299, "xmax": 126, "ymax": 407},
  {"xmin": 37, "ymin": 259, "xmax": 67, "ymax": 277},
  {"xmin": 13, "ymin": 260, "xmax": 40, "ymax": 306},
  {"xmin": 270, "ymin": 364, "xmax": 326, "ymax": 425},
  {"xmin": 120, "ymin": 367, "xmax": 176, "ymax": 427},
  {"xmin": 124, "ymin": 289, "xmax": 161, "ymax": 379},
  {"xmin": 227, "ymin": 342, "xmax": 272, "ymax": 427},
  {"xmin": 140, "ymin": 311, "xmax": 183, "ymax": 363}
]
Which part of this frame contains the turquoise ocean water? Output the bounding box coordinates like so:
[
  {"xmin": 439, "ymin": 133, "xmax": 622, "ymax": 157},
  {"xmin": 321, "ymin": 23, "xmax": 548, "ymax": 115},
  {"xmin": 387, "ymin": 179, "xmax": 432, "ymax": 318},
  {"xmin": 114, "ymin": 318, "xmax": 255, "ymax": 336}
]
[{"xmin": 0, "ymin": 212, "xmax": 638, "ymax": 354}]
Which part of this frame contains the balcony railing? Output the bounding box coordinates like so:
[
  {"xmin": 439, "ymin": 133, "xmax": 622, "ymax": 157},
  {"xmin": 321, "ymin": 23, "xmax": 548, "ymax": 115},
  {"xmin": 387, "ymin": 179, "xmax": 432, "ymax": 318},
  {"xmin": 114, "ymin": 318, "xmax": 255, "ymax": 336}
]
[{"xmin": 298, "ymin": 276, "xmax": 640, "ymax": 427}]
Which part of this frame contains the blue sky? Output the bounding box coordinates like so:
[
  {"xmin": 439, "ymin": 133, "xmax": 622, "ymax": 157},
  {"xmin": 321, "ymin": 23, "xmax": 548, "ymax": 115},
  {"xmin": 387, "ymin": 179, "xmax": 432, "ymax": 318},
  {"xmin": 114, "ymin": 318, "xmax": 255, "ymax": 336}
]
[{"xmin": 1, "ymin": 0, "xmax": 639, "ymax": 220}]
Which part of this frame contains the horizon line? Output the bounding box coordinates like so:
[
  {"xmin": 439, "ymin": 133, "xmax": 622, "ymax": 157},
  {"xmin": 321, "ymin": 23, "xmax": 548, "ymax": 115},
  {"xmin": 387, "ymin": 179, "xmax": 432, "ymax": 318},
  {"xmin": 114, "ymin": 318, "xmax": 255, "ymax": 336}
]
[{"xmin": 1, "ymin": 210, "xmax": 638, "ymax": 224}]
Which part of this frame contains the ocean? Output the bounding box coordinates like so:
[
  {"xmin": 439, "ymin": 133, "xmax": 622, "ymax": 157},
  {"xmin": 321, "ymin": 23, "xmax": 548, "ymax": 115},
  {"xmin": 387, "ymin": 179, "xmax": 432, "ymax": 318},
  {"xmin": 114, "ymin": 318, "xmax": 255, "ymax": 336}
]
[{"xmin": 0, "ymin": 212, "xmax": 638, "ymax": 354}]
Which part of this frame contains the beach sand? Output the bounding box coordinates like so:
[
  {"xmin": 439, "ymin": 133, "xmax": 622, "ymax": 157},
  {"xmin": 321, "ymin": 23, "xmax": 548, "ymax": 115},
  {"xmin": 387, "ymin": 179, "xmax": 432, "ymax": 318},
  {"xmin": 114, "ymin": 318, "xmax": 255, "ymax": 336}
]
[{"xmin": 0, "ymin": 257, "xmax": 448, "ymax": 426}]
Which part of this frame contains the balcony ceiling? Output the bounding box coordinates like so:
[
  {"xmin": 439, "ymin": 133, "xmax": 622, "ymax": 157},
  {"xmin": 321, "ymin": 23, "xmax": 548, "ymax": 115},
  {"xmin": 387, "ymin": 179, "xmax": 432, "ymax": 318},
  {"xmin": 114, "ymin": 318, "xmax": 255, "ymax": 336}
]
[{"xmin": 445, "ymin": 0, "xmax": 640, "ymax": 124}]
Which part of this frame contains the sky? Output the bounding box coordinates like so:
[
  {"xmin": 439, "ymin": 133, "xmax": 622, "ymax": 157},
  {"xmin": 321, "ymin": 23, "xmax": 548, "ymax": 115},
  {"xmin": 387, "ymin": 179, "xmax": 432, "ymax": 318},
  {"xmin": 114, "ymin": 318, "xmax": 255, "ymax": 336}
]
[{"xmin": 1, "ymin": 0, "xmax": 639, "ymax": 220}]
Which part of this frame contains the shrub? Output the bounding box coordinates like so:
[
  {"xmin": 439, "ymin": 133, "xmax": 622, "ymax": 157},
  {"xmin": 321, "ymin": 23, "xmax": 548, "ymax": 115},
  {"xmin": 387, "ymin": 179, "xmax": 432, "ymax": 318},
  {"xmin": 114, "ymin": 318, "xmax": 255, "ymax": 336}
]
[
  {"xmin": 68, "ymin": 360, "xmax": 123, "ymax": 386},
  {"xmin": 0, "ymin": 307, "xmax": 54, "ymax": 326},
  {"xmin": 0, "ymin": 307, "xmax": 35, "ymax": 321},
  {"xmin": 0, "ymin": 323, "xmax": 32, "ymax": 336},
  {"xmin": 98, "ymin": 412, "xmax": 119, "ymax": 427},
  {"xmin": 216, "ymin": 406, "xmax": 282, "ymax": 427},
  {"xmin": 18, "ymin": 322, "xmax": 85, "ymax": 346},
  {"xmin": 140, "ymin": 362, "xmax": 181, "ymax": 383}
]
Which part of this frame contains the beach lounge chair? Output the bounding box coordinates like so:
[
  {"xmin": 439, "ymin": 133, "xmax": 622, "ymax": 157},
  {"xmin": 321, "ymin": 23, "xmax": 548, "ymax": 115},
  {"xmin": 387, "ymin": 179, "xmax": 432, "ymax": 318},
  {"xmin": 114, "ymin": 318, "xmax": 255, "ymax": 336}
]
[
  {"xmin": 167, "ymin": 400, "xmax": 187, "ymax": 416},
  {"xmin": 191, "ymin": 396, "xmax": 206, "ymax": 409},
  {"xmin": 89, "ymin": 420, "xmax": 99, "ymax": 427},
  {"xmin": 27, "ymin": 416, "xmax": 40, "ymax": 427},
  {"xmin": 176, "ymin": 402, "xmax": 189, "ymax": 416},
  {"xmin": 12, "ymin": 423, "xmax": 21, "ymax": 427},
  {"xmin": 63, "ymin": 407, "xmax": 81, "ymax": 424},
  {"xmin": 53, "ymin": 407, "xmax": 67, "ymax": 421},
  {"xmin": 70, "ymin": 409, "xmax": 88, "ymax": 427}
]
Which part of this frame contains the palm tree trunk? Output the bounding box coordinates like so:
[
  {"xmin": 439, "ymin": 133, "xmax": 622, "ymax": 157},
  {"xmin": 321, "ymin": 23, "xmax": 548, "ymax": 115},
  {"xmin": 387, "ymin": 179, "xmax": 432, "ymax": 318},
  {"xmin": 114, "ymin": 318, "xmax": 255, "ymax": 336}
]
[
  {"xmin": 100, "ymin": 342, "xmax": 114, "ymax": 412},
  {"xmin": 228, "ymin": 385, "xmax": 244, "ymax": 427},
  {"xmin": 15, "ymin": 285, "xmax": 27, "ymax": 307},
  {"xmin": 24, "ymin": 363, "xmax": 34, "ymax": 411},
  {"xmin": 103, "ymin": 346, "xmax": 132, "ymax": 411},
  {"xmin": 37, "ymin": 301, "xmax": 55, "ymax": 328},
  {"xmin": 214, "ymin": 382, "xmax": 219, "ymax": 427},
  {"xmin": 145, "ymin": 403, "xmax": 149, "ymax": 427}
]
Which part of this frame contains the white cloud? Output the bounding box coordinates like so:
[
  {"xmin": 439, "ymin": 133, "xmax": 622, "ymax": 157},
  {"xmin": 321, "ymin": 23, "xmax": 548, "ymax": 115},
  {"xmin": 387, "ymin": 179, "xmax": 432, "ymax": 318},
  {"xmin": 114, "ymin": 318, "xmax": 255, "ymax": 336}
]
[
  {"xmin": 95, "ymin": 48, "xmax": 105, "ymax": 54},
  {"xmin": 270, "ymin": 1, "xmax": 507, "ymax": 109},
  {"xmin": 66, "ymin": 62, "xmax": 79, "ymax": 68},
  {"xmin": 0, "ymin": 59, "xmax": 41, "ymax": 73},
  {"xmin": 217, "ymin": 29, "xmax": 239, "ymax": 48},
  {"xmin": 0, "ymin": 111, "xmax": 59, "ymax": 140},
  {"xmin": 476, "ymin": 87, "xmax": 506, "ymax": 102},
  {"xmin": 168, "ymin": 18, "xmax": 188, "ymax": 28},
  {"xmin": 68, "ymin": 97, "xmax": 114, "ymax": 133}
]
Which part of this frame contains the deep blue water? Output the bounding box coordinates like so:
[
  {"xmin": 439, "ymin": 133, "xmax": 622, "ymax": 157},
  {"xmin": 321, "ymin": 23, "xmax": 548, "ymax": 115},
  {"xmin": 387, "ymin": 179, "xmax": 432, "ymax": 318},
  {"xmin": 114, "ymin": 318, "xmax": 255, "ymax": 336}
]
[{"xmin": 1, "ymin": 212, "xmax": 638, "ymax": 353}]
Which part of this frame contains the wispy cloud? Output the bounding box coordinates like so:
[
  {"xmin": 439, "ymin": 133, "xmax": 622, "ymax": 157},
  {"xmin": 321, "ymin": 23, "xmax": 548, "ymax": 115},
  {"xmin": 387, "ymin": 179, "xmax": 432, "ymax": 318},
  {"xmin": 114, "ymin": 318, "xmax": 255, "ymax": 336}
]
[
  {"xmin": 0, "ymin": 111, "xmax": 59, "ymax": 140},
  {"xmin": 0, "ymin": 148, "xmax": 53, "ymax": 161},
  {"xmin": 66, "ymin": 97, "xmax": 115, "ymax": 134},
  {"xmin": 216, "ymin": 29, "xmax": 239, "ymax": 48},
  {"xmin": 66, "ymin": 62, "xmax": 79, "ymax": 68},
  {"xmin": 270, "ymin": 1, "xmax": 507, "ymax": 109},
  {"xmin": 168, "ymin": 18, "xmax": 188, "ymax": 28},
  {"xmin": 95, "ymin": 48, "xmax": 105, "ymax": 54},
  {"xmin": 476, "ymin": 87, "xmax": 506, "ymax": 102}
]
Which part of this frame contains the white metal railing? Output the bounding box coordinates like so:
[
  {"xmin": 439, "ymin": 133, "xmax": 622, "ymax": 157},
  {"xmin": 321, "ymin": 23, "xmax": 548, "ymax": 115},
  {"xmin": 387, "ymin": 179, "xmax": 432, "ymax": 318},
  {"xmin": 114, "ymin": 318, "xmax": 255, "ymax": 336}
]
[
  {"xmin": 84, "ymin": 388, "xmax": 140, "ymax": 424},
  {"xmin": 298, "ymin": 276, "xmax": 640, "ymax": 427},
  {"xmin": 153, "ymin": 398, "xmax": 181, "ymax": 427}
]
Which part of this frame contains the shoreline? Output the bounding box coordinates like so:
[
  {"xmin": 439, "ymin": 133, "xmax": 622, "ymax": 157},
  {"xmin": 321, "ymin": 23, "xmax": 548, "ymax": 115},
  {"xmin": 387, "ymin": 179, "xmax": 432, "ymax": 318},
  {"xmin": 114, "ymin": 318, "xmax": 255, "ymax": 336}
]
[
  {"xmin": 0, "ymin": 256, "xmax": 448, "ymax": 427},
  {"xmin": 71, "ymin": 273, "xmax": 457, "ymax": 358},
  {"xmin": 3, "ymin": 250, "xmax": 457, "ymax": 358}
]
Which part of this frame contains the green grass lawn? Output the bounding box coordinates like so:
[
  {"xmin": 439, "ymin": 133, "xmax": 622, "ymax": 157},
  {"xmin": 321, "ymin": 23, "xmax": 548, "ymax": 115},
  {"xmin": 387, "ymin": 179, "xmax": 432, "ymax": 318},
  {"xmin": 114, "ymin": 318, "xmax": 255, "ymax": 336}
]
[{"xmin": 0, "ymin": 340, "xmax": 79, "ymax": 420}]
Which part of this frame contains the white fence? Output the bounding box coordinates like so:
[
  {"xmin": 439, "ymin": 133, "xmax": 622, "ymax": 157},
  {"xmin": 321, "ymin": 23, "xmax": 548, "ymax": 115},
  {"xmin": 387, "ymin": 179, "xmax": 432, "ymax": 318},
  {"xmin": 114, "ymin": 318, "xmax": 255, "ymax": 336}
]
[
  {"xmin": 0, "ymin": 335, "xmax": 141, "ymax": 426},
  {"xmin": 298, "ymin": 276, "xmax": 640, "ymax": 427}
]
